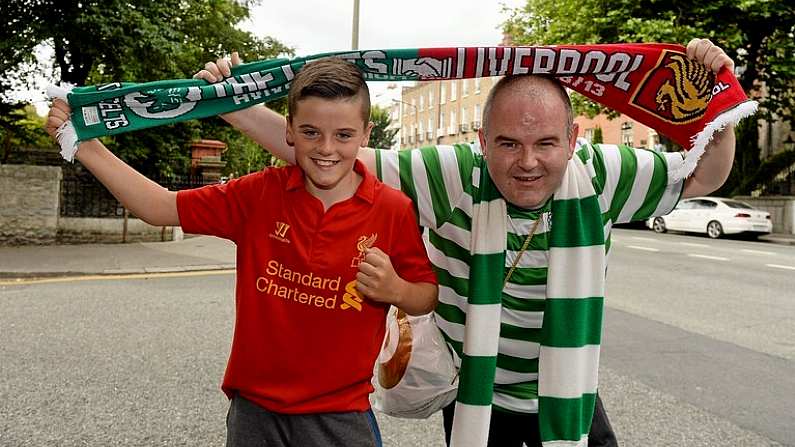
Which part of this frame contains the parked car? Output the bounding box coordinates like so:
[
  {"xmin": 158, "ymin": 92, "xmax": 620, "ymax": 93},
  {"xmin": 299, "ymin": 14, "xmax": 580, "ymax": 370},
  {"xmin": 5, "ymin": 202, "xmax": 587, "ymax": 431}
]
[{"xmin": 646, "ymin": 197, "xmax": 772, "ymax": 239}]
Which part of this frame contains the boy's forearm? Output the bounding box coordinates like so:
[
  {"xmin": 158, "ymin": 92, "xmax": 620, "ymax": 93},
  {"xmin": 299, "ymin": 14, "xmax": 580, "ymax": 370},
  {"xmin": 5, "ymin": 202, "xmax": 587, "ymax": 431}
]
[
  {"xmin": 683, "ymin": 125, "xmax": 736, "ymax": 198},
  {"xmin": 75, "ymin": 140, "xmax": 179, "ymax": 226},
  {"xmin": 393, "ymin": 281, "xmax": 438, "ymax": 316},
  {"xmin": 223, "ymin": 105, "xmax": 296, "ymax": 165}
]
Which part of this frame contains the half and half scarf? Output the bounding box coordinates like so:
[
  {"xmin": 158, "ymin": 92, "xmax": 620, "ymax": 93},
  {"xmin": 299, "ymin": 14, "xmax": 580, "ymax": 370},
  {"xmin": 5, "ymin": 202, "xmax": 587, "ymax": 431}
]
[
  {"xmin": 48, "ymin": 44, "xmax": 757, "ymax": 446},
  {"xmin": 51, "ymin": 43, "xmax": 756, "ymax": 179}
]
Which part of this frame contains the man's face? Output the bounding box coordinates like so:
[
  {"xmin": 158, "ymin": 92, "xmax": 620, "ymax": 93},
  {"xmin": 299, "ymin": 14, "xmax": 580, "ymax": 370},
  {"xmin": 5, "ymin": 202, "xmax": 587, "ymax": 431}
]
[
  {"xmin": 479, "ymin": 81, "xmax": 578, "ymax": 209},
  {"xmin": 287, "ymin": 95, "xmax": 372, "ymax": 197}
]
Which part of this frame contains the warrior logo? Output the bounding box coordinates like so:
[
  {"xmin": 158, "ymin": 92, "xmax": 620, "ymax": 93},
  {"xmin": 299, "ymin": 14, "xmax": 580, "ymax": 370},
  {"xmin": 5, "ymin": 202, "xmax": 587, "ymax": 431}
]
[
  {"xmin": 351, "ymin": 233, "xmax": 378, "ymax": 267},
  {"xmin": 124, "ymin": 86, "xmax": 201, "ymax": 119},
  {"xmin": 630, "ymin": 51, "xmax": 714, "ymax": 124}
]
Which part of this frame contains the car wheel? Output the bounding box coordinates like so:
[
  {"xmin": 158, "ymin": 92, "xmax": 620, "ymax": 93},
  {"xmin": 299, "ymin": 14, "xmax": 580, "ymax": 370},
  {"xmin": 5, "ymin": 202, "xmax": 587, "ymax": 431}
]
[
  {"xmin": 652, "ymin": 217, "xmax": 667, "ymax": 233},
  {"xmin": 706, "ymin": 220, "xmax": 723, "ymax": 239}
]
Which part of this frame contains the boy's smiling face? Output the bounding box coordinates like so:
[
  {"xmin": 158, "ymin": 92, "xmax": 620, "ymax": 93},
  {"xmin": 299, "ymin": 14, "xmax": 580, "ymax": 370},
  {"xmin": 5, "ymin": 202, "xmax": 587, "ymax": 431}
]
[{"xmin": 287, "ymin": 95, "xmax": 373, "ymax": 198}]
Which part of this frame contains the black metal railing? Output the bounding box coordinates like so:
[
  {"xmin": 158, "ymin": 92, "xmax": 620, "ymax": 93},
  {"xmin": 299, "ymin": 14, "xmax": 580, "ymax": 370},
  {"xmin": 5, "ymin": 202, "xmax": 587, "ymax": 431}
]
[{"xmin": 59, "ymin": 174, "xmax": 218, "ymax": 218}]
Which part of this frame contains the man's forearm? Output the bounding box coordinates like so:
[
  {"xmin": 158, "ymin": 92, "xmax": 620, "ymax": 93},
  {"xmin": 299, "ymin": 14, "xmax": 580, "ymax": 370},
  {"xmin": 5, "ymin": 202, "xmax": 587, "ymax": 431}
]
[
  {"xmin": 222, "ymin": 106, "xmax": 296, "ymax": 165},
  {"xmin": 683, "ymin": 125, "xmax": 736, "ymax": 198},
  {"xmin": 75, "ymin": 140, "xmax": 179, "ymax": 226}
]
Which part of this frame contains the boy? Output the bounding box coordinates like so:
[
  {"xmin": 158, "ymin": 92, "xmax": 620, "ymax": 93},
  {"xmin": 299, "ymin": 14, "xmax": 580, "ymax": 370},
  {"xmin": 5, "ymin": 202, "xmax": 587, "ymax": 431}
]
[{"xmin": 45, "ymin": 57, "xmax": 438, "ymax": 447}]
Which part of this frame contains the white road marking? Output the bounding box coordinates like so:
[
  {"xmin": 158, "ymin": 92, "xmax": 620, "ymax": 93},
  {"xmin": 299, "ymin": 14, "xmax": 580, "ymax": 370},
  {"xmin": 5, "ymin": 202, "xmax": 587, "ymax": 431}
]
[
  {"xmin": 630, "ymin": 236, "xmax": 656, "ymax": 242},
  {"xmin": 741, "ymin": 249, "xmax": 775, "ymax": 256},
  {"xmin": 687, "ymin": 254, "xmax": 729, "ymax": 261},
  {"xmin": 627, "ymin": 245, "xmax": 660, "ymax": 252},
  {"xmin": 679, "ymin": 242, "xmax": 710, "ymax": 248},
  {"xmin": 766, "ymin": 264, "xmax": 795, "ymax": 271}
]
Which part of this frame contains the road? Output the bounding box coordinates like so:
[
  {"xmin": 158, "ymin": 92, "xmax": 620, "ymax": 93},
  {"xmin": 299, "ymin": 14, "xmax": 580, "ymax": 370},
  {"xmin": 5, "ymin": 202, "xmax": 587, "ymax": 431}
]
[{"xmin": 0, "ymin": 229, "xmax": 792, "ymax": 446}]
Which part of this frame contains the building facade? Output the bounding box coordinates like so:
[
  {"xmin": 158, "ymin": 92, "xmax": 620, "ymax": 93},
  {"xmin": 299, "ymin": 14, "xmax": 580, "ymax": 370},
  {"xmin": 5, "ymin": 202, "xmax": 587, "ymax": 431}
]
[
  {"xmin": 575, "ymin": 114, "xmax": 661, "ymax": 150},
  {"xmin": 397, "ymin": 77, "xmax": 498, "ymax": 149}
]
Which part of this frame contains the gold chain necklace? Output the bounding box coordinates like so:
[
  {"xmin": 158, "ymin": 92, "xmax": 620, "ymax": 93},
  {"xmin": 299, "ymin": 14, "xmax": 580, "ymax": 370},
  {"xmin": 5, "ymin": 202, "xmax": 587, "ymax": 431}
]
[{"xmin": 503, "ymin": 216, "xmax": 543, "ymax": 288}]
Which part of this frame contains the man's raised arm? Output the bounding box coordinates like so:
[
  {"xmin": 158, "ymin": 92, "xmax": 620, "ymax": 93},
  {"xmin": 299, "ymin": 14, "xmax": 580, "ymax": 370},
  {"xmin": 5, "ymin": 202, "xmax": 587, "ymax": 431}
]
[{"xmin": 682, "ymin": 38, "xmax": 737, "ymax": 198}]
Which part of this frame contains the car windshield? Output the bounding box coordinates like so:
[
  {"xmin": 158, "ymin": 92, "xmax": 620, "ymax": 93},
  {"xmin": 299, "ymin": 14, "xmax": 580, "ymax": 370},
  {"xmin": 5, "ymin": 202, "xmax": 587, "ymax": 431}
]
[{"xmin": 722, "ymin": 199, "xmax": 753, "ymax": 209}]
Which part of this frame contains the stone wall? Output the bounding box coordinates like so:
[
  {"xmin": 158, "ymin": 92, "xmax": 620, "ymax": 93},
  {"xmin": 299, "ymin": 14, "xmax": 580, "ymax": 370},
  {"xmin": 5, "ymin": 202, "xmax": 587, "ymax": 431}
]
[
  {"xmin": 734, "ymin": 196, "xmax": 795, "ymax": 234},
  {"xmin": 57, "ymin": 217, "xmax": 176, "ymax": 244},
  {"xmin": 0, "ymin": 165, "xmax": 62, "ymax": 245}
]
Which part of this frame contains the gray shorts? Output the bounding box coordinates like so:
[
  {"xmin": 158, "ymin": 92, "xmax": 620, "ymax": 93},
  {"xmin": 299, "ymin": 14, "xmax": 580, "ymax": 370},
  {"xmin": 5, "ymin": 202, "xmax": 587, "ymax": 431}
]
[{"xmin": 226, "ymin": 395, "xmax": 383, "ymax": 447}]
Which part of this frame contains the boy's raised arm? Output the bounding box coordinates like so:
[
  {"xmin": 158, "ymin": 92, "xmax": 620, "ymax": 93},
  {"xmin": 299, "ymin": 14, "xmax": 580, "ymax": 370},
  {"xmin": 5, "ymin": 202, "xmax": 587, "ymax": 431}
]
[{"xmin": 45, "ymin": 100, "xmax": 179, "ymax": 227}]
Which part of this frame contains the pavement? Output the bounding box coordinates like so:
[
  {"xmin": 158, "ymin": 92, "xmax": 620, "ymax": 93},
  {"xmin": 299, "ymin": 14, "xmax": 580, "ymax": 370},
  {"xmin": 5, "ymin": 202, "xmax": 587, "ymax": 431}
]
[
  {"xmin": 0, "ymin": 232, "xmax": 793, "ymax": 280},
  {"xmin": 0, "ymin": 234, "xmax": 236, "ymax": 279}
]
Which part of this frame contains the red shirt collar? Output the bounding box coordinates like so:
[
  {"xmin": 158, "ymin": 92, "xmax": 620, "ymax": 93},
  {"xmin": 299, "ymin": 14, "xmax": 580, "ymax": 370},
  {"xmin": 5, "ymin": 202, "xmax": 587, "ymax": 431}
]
[{"xmin": 285, "ymin": 159, "xmax": 375, "ymax": 204}]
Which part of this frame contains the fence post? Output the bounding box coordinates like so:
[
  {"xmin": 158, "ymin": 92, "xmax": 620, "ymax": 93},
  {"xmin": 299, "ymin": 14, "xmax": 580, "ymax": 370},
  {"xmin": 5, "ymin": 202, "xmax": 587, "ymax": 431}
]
[{"xmin": 122, "ymin": 208, "xmax": 129, "ymax": 243}]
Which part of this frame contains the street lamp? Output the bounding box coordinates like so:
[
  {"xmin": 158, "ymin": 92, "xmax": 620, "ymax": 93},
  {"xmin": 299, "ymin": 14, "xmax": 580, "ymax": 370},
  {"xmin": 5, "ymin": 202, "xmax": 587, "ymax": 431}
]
[{"xmin": 351, "ymin": 0, "xmax": 360, "ymax": 50}]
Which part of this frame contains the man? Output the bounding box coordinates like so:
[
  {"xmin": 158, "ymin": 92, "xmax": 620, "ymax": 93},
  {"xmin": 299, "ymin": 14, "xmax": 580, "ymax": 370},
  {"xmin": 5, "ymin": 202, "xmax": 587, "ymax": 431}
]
[
  {"xmin": 197, "ymin": 38, "xmax": 735, "ymax": 446},
  {"xmin": 47, "ymin": 57, "xmax": 438, "ymax": 447}
]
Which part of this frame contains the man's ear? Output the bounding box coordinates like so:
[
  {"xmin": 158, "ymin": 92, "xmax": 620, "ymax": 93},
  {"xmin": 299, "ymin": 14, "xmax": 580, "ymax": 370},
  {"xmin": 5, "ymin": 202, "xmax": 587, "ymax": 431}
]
[
  {"xmin": 567, "ymin": 122, "xmax": 579, "ymax": 159},
  {"xmin": 478, "ymin": 128, "xmax": 488, "ymax": 159},
  {"xmin": 285, "ymin": 115, "xmax": 295, "ymax": 146}
]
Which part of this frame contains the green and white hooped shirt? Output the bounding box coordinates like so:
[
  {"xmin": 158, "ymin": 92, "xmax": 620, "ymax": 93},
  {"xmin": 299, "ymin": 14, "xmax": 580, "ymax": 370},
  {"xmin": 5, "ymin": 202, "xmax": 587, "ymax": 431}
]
[{"xmin": 374, "ymin": 140, "xmax": 685, "ymax": 414}]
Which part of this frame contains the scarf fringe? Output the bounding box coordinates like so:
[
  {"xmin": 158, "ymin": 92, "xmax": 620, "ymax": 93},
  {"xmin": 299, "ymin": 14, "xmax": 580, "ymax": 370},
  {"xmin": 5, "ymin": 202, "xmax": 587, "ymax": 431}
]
[
  {"xmin": 46, "ymin": 83, "xmax": 79, "ymax": 162},
  {"xmin": 673, "ymin": 100, "xmax": 759, "ymax": 181}
]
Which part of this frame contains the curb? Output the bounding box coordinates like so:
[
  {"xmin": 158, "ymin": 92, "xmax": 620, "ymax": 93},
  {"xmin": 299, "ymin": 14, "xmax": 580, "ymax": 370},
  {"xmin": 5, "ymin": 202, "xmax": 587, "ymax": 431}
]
[{"xmin": 0, "ymin": 263, "xmax": 236, "ymax": 280}]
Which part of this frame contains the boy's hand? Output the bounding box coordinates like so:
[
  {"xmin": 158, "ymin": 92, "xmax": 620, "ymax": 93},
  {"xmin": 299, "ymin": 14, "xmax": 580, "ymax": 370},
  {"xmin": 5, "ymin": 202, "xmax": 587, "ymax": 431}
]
[
  {"xmin": 193, "ymin": 51, "xmax": 242, "ymax": 82},
  {"xmin": 355, "ymin": 247, "xmax": 405, "ymax": 306},
  {"xmin": 45, "ymin": 99, "xmax": 72, "ymax": 141},
  {"xmin": 686, "ymin": 38, "xmax": 734, "ymax": 73}
]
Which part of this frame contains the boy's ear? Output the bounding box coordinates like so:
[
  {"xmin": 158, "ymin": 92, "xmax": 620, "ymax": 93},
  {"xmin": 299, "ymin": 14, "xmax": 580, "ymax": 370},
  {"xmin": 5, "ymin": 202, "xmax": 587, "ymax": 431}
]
[
  {"xmin": 285, "ymin": 115, "xmax": 295, "ymax": 147},
  {"xmin": 361, "ymin": 121, "xmax": 375, "ymax": 148}
]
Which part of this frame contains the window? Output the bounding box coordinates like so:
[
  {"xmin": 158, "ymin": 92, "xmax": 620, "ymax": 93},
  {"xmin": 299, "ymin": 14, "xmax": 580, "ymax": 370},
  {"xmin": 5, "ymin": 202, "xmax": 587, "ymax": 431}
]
[
  {"xmin": 584, "ymin": 128, "xmax": 594, "ymax": 142},
  {"xmin": 411, "ymin": 99, "xmax": 417, "ymax": 115},
  {"xmin": 450, "ymin": 81, "xmax": 457, "ymax": 101},
  {"xmin": 697, "ymin": 199, "xmax": 718, "ymax": 209},
  {"xmin": 475, "ymin": 77, "xmax": 481, "ymax": 93},
  {"xmin": 419, "ymin": 95, "xmax": 424, "ymax": 111},
  {"xmin": 450, "ymin": 110, "xmax": 457, "ymax": 134},
  {"xmin": 620, "ymin": 121, "xmax": 633, "ymax": 146},
  {"xmin": 439, "ymin": 112, "xmax": 445, "ymax": 131},
  {"xmin": 428, "ymin": 117, "xmax": 433, "ymax": 138},
  {"xmin": 440, "ymin": 85, "xmax": 446, "ymax": 104},
  {"xmin": 722, "ymin": 199, "xmax": 753, "ymax": 209},
  {"xmin": 428, "ymin": 91, "xmax": 434, "ymax": 109},
  {"xmin": 462, "ymin": 79, "xmax": 469, "ymax": 97},
  {"xmin": 461, "ymin": 108, "xmax": 467, "ymax": 128},
  {"xmin": 474, "ymin": 104, "xmax": 481, "ymax": 122}
]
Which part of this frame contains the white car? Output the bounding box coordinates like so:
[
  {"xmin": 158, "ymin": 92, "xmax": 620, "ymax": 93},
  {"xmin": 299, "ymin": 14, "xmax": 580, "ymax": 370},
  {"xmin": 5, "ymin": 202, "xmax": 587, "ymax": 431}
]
[{"xmin": 647, "ymin": 197, "xmax": 772, "ymax": 239}]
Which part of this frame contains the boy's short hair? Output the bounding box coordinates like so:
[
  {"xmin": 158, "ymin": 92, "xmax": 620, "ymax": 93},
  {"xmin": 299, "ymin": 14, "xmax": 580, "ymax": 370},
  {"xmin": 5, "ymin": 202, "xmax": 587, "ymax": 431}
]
[{"xmin": 288, "ymin": 57, "xmax": 370, "ymax": 124}]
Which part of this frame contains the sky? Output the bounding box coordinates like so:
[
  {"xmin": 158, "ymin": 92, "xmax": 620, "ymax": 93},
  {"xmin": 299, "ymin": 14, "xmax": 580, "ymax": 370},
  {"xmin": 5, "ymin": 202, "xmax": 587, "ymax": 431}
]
[
  {"xmin": 25, "ymin": 0, "xmax": 524, "ymax": 115},
  {"xmin": 241, "ymin": 0, "xmax": 525, "ymax": 105}
]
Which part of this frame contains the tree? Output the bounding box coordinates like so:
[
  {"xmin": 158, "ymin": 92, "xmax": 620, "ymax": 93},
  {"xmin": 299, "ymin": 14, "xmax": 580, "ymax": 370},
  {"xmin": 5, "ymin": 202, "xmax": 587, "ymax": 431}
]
[
  {"xmin": 1, "ymin": 0, "xmax": 291, "ymax": 177},
  {"xmin": 503, "ymin": 0, "xmax": 795, "ymax": 194},
  {"xmin": 592, "ymin": 126, "xmax": 603, "ymax": 145},
  {"xmin": 369, "ymin": 105, "xmax": 398, "ymax": 150}
]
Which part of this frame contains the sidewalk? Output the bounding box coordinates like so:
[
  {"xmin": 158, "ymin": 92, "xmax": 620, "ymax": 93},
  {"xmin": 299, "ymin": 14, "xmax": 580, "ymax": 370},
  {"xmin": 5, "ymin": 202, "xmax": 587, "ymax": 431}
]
[
  {"xmin": 0, "ymin": 235, "xmax": 236, "ymax": 279},
  {"xmin": 1, "ymin": 232, "xmax": 793, "ymax": 280},
  {"xmin": 759, "ymin": 233, "xmax": 795, "ymax": 246}
]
